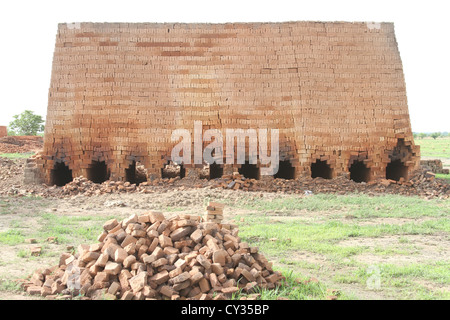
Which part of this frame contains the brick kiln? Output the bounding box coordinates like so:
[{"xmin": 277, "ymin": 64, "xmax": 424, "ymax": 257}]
[{"xmin": 37, "ymin": 21, "xmax": 420, "ymax": 186}]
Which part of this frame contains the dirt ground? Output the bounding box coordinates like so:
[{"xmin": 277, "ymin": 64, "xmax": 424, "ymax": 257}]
[
  {"xmin": 0, "ymin": 189, "xmax": 284, "ymax": 300},
  {"xmin": 1, "ymin": 187, "xmax": 448, "ymax": 300}
]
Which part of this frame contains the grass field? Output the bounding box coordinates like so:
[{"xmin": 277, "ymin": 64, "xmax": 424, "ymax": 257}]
[
  {"xmin": 0, "ymin": 192, "xmax": 448, "ymax": 300},
  {"xmin": 0, "ymin": 153, "xmax": 34, "ymax": 159},
  {"xmin": 415, "ymin": 137, "xmax": 450, "ymax": 161},
  {"xmin": 231, "ymin": 193, "xmax": 449, "ymax": 300}
]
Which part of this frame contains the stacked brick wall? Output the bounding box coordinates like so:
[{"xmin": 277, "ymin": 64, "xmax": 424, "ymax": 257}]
[
  {"xmin": 420, "ymin": 160, "xmax": 449, "ymax": 174},
  {"xmin": 0, "ymin": 126, "xmax": 7, "ymax": 138},
  {"xmin": 38, "ymin": 21, "xmax": 420, "ymax": 184}
]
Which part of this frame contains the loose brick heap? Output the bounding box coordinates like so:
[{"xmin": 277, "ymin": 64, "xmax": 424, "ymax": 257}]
[
  {"xmin": 37, "ymin": 21, "xmax": 420, "ymax": 185},
  {"xmin": 19, "ymin": 207, "xmax": 284, "ymax": 300}
]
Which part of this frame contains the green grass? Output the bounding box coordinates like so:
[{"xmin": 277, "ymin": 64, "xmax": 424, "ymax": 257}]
[
  {"xmin": 32, "ymin": 213, "xmax": 116, "ymax": 244},
  {"xmin": 351, "ymin": 262, "xmax": 450, "ymax": 299},
  {"xmin": 232, "ymin": 193, "xmax": 450, "ymax": 300},
  {"xmin": 0, "ymin": 152, "xmax": 34, "ymax": 159},
  {"xmin": 415, "ymin": 137, "xmax": 450, "ymax": 159},
  {"xmin": 0, "ymin": 229, "xmax": 25, "ymax": 245},
  {"xmin": 233, "ymin": 193, "xmax": 450, "ymax": 219},
  {"xmin": 0, "ymin": 195, "xmax": 117, "ymax": 245},
  {"xmin": 231, "ymin": 268, "xmax": 351, "ymax": 300},
  {"xmin": 436, "ymin": 173, "xmax": 450, "ymax": 182},
  {"xmin": 237, "ymin": 217, "xmax": 450, "ymax": 259},
  {"xmin": 0, "ymin": 279, "xmax": 22, "ymax": 292}
]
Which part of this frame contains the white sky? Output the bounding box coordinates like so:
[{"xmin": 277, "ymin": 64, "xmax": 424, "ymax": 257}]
[{"xmin": 0, "ymin": 0, "xmax": 448, "ymax": 132}]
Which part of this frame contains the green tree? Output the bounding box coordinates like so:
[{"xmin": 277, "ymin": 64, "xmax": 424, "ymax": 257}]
[
  {"xmin": 430, "ymin": 132, "xmax": 441, "ymax": 140},
  {"xmin": 8, "ymin": 110, "xmax": 45, "ymax": 136},
  {"xmin": 418, "ymin": 133, "xmax": 427, "ymax": 139}
]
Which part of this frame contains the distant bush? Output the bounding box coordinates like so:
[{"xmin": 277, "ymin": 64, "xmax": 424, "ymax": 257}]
[
  {"xmin": 430, "ymin": 132, "xmax": 441, "ymax": 140},
  {"xmin": 8, "ymin": 110, "xmax": 45, "ymax": 136}
]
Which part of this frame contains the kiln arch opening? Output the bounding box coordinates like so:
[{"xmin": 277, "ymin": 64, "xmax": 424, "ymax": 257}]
[
  {"xmin": 349, "ymin": 160, "xmax": 371, "ymax": 183},
  {"xmin": 238, "ymin": 161, "xmax": 260, "ymax": 180},
  {"xmin": 386, "ymin": 159, "xmax": 408, "ymax": 181},
  {"xmin": 311, "ymin": 160, "xmax": 333, "ymax": 179},
  {"xmin": 161, "ymin": 161, "xmax": 185, "ymax": 179},
  {"xmin": 209, "ymin": 163, "xmax": 223, "ymax": 180},
  {"xmin": 385, "ymin": 138, "xmax": 412, "ymax": 181},
  {"xmin": 125, "ymin": 161, "xmax": 148, "ymax": 185},
  {"xmin": 274, "ymin": 160, "xmax": 295, "ymax": 180},
  {"xmin": 50, "ymin": 162, "xmax": 73, "ymax": 186},
  {"xmin": 86, "ymin": 160, "xmax": 110, "ymax": 183}
]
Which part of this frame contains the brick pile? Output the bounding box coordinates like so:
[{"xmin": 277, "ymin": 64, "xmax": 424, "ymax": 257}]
[
  {"xmin": 204, "ymin": 201, "xmax": 225, "ymax": 223},
  {"xmin": 38, "ymin": 21, "xmax": 420, "ymax": 186},
  {"xmin": 211, "ymin": 172, "xmax": 258, "ymax": 191},
  {"xmin": 420, "ymin": 159, "xmax": 449, "ymax": 174},
  {"xmin": 19, "ymin": 207, "xmax": 284, "ymax": 300}
]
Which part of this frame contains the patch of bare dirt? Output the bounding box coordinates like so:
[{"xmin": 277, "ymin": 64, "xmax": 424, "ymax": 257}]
[
  {"xmin": 271, "ymin": 251, "xmax": 389, "ymax": 300},
  {"xmin": 342, "ymin": 216, "xmax": 439, "ymax": 226},
  {"xmin": 338, "ymin": 234, "xmax": 450, "ymax": 266}
]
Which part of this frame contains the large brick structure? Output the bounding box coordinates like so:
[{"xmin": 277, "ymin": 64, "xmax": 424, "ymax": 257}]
[{"xmin": 37, "ymin": 21, "xmax": 420, "ymax": 186}]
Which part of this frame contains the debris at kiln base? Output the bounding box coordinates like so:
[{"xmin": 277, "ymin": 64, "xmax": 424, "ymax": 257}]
[{"xmin": 18, "ymin": 203, "xmax": 284, "ymax": 300}]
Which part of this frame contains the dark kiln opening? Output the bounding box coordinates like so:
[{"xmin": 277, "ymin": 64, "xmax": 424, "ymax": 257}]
[
  {"xmin": 125, "ymin": 161, "xmax": 148, "ymax": 185},
  {"xmin": 385, "ymin": 138, "xmax": 412, "ymax": 181},
  {"xmin": 86, "ymin": 161, "xmax": 110, "ymax": 183},
  {"xmin": 161, "ymin": 161, "xmax": 185, "ymax": 179},
  {"xmin": 50, "ymin": 162, "xmax": 73, "ymax": 186},
  {"xmin": 349, "ymin": 160, "xmax": 371, "ymax": 183},
  {"xmin": 238, "ymin": 161, "xmax": 260, "ymax": 180},
  {"xmin": 209, "ymin": 163, "xmax": 223, "ymax": 180},
  {"xmin": 386, "ymin": 159, "xmax": 408, "ymax": 181},
  {"xmin": 274, "ymin": 160, "xmax": 295, "ymax": 180},
  {"xmin": 311, "ymin": 160, "xmax": 333, "ymax": 179}
]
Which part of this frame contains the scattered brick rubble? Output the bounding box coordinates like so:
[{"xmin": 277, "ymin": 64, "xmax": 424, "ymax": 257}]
[
  {"xmin": 18, "ymin": 203, "xmax": 285, "ymax": 300},
  {"xmin": 45, "ymin": 170, "xmax": 450, "ymax": 199},
  {"xmin": 0, "ymin": 154, "xmax": 448, "ymax": 199}
]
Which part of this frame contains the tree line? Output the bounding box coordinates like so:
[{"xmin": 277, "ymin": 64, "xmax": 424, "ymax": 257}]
[{"xmin": 413, "ymin": 132, "xmax": 449, "ymax": 140}]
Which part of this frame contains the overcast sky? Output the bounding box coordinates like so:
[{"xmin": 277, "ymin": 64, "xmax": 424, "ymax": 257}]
[{"xmin": 0, "ymin": 0, "xmax": 448, "ymax": 132}]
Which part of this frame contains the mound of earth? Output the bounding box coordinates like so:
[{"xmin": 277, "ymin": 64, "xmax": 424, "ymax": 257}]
[{"xmin": 0, "ymin": 136, "xmax": 43, "ymax": 154}]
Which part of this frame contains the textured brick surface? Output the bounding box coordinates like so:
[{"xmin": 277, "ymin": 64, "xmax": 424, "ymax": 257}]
[
  {"xmin": 0, "ymin": 126, "xmax": 7, "ymax": 138},
  {"xmin": 39, "ymin": 21, "xmax": 419, "ymax": 184}
]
